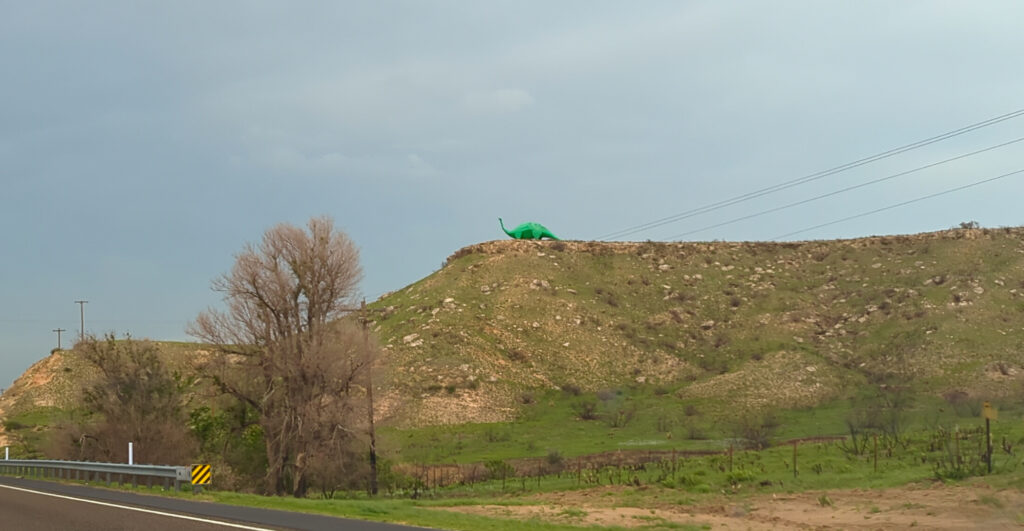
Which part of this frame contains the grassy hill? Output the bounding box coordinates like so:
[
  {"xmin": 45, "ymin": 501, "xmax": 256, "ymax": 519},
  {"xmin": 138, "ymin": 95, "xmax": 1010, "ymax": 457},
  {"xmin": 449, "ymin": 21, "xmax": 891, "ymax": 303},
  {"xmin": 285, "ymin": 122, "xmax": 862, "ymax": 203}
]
[
  {"xmin": 3, "ymin": 226, "xmax": 1024, "ymax": 463},
  {"xmin": 370, "ymin": 228, "xmax": 1024, "ymax": 430}
]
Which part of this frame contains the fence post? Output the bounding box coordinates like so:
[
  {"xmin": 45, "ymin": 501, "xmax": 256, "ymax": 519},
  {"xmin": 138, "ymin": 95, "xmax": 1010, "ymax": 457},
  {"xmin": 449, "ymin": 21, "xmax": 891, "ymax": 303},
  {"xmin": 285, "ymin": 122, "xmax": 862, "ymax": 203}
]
[
  {"xmin": 986, "ymin": 418, "xmax": 992, "ymax": 474},
  {"xmin": 873, "ymin": 434, "xmax": 878, "ymax": 473},
  {"xmin": 955, "ymin": 429, "xmax": 961, "ymax": 466},
  {"xmin": 617, "ymin": 452, "xmax": 622, "ymax": 485},
  {"xmin": 671, "ymin": 449, "xmax": 677, "ymax": 481},
  {"xmin": 792, "ymin": 441, "xmax": 798, "ymax": 478}
]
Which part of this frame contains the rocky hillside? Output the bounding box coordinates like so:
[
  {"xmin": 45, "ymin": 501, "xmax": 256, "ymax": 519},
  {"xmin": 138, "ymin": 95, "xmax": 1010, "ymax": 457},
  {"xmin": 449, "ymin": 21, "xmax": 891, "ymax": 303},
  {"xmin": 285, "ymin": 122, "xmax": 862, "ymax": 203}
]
[
  {"xmin": 370, "ymin": 227, "xmax": 1024, "ymax": 426},
  {"xmin": 3, "ymin": 227, "xmax": 1024, "ymax": 437}
]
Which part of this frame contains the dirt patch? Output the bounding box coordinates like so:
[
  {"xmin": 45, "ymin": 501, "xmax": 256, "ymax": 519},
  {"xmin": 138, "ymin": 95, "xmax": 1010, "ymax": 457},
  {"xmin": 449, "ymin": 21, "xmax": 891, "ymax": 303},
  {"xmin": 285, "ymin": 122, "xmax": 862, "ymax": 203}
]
[{"xmin": 438, "ymin": 483, "xmax": 1024, "ymax": 529}]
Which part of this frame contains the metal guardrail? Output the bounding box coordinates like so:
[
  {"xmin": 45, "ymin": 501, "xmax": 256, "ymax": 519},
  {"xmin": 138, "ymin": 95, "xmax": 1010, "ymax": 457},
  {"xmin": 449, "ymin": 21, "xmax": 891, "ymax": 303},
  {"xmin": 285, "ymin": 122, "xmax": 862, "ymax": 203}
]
[{"xmin": 0, "ymin": 459, "xmax": 192, "ymax": 491}]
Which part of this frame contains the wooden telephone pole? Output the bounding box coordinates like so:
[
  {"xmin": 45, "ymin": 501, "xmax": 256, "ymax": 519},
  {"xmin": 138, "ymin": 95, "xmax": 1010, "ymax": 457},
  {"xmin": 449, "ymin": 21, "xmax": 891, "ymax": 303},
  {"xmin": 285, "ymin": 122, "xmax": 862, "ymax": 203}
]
[
  {"xmin": 340, "ymin": 299, "xmax": 385, "ymax": 495},
  {"xmin": 74, "ymin": 300, "xmax": 88, "ymax": 342},
  {"xmin": 52, "ymin": 328, "xmax": 66, "ymax": 350},
  {"xmin": 360, "ymin": 299, "xmax": 380, "ymax": 496}
]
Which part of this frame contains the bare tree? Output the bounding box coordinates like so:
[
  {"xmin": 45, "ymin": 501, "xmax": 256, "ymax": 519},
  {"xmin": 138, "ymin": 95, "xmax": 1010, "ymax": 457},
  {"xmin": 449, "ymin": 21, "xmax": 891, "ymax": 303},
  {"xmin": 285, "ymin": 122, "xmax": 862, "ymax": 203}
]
[{"xmin": 189, "ymin": 216, "xmax": 369, "ymax": 496}]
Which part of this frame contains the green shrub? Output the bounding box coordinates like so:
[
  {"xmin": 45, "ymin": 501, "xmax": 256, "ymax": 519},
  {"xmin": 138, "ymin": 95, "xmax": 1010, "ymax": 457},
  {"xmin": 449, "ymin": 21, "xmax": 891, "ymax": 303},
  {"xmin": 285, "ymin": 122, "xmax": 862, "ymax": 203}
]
[
  {"xmin": 724, "ymin": 469, "xmax": 756, "ymax": 485},
  {"xmin": 2, "ymin": 420, "xmax": 27, "ymax": 431}
]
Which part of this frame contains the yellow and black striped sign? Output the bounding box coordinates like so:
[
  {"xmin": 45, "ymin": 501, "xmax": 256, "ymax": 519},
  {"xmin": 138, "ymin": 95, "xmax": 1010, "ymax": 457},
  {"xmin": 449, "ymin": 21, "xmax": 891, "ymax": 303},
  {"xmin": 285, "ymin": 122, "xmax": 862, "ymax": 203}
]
[{"xmin": 191, "ymin": 464, "xmax": 212, "ymax": 485}]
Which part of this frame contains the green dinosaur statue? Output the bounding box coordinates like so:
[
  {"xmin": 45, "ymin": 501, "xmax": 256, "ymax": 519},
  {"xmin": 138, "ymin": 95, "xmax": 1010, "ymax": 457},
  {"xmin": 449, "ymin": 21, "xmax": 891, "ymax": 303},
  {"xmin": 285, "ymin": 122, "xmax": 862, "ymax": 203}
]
[{"xmin": 499, "ymin": 218, "xmax": 560, "ymax": 240}]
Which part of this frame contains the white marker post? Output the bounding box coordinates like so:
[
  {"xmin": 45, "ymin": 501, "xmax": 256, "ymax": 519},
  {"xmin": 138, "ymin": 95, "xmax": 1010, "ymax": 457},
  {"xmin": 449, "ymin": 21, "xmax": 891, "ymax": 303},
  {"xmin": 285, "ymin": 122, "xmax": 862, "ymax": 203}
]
[
  {"xmin": 128, "ymin": 442, "xmax": 133, "ymax": 465},
  {"xmin": 4, "ymin": 447, "xmax": 8, "ymax": 460}
]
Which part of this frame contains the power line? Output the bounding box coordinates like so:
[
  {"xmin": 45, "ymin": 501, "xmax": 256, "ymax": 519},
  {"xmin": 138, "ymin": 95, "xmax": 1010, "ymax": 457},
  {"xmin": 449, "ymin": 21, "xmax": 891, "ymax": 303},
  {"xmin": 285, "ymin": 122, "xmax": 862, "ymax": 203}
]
[
  {"xmin": 598, "ymin": 107, "xmax": 1024, "ymax": 240},
  {"xmin": 665, "ymin": 135, "xmax": 1024, "ymax": 240},
  {"xmin": 771, "ymin": 167, "xmax": 1024, "ymax": 241}
]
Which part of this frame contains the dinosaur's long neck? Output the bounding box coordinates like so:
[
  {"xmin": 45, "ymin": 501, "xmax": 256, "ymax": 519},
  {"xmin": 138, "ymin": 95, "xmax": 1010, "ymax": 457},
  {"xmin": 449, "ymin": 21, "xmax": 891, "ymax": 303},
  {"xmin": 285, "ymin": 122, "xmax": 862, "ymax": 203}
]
[{"xmin": 499, "ymin": 218, "xmax": 514, "ymax": 237}]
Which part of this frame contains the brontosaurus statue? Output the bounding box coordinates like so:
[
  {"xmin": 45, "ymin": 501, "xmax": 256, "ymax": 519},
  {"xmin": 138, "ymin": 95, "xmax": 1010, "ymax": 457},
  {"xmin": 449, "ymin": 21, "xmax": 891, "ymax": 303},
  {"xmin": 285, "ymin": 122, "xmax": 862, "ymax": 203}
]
[{"xmin": 499, "ymin": 218, "xmax": 560, "ymax": 240}]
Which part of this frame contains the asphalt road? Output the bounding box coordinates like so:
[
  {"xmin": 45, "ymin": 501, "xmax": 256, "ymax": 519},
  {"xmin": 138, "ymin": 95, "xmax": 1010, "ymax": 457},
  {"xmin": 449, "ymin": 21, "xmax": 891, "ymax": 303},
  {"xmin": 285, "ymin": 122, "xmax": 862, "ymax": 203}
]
[{"xmin": 0, "ymin": 476, "xmax": 432, "ymax": 531}]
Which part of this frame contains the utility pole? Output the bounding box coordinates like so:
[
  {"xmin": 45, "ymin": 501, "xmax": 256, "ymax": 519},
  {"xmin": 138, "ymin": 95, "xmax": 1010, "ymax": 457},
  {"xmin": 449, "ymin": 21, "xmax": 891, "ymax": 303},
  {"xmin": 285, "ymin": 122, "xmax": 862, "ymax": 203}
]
[
  {"xmin": 52, "ymin": 328, "xmax": 66, "ymax": 350},
  {"xmin": 360, "ymin": 299, "xmax": 379, "ymax": 496},
  {"xmin": 74, "ymin": 300, "xmax": 88, "ymax": 342},
  {"xmin": 339, "ymin": 299, "xmax": 385, "ymax": 496}
]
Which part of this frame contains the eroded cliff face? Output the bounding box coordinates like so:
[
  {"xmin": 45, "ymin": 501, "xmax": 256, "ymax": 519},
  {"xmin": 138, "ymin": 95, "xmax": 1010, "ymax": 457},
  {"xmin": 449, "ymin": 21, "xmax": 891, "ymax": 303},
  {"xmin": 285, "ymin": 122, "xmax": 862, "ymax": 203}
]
[{"xmin": 0, "ymin": 350, "xmax": 76, "ymax": 445}]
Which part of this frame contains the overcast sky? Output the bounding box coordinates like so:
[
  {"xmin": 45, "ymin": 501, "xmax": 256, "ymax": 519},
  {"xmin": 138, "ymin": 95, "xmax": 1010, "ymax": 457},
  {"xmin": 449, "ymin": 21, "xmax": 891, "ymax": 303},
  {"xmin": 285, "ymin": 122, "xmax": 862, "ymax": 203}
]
[{"xmin": 3, "ymin": 1, "xmax": 1024, "ymax": 387}]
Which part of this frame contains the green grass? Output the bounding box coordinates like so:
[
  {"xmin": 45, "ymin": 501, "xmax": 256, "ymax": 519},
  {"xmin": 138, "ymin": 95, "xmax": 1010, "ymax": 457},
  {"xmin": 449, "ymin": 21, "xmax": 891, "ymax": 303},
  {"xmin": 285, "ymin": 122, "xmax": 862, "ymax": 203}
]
[
  {"xmin": 2, "ymin": 406, "xmax": 67, "ymax": 429},
  {"xmin": 384, "ymin": 386, "xmax": 730, "ymax": 463},
  {"xmin": 381, "ymin": 383, "xmax": 1024, "ymax": 469},
  {"xmin": 384, "ymin": 417, "xmax": 1024, "ymax": 496},
  {"xmin": 1, "ymin": 406, "xmax": 81, "ymax": 459},
  {"xmin": 3, "ymin": 414, "xmax": 1023, "ymax": 529}
]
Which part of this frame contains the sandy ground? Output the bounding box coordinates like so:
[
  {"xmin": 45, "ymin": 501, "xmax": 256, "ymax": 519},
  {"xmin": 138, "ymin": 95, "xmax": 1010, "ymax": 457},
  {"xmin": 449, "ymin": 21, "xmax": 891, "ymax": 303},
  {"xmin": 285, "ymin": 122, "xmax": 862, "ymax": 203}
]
[{"xmin": 438, "ymin": 482, "xmax": 1024, "ymax": 529}]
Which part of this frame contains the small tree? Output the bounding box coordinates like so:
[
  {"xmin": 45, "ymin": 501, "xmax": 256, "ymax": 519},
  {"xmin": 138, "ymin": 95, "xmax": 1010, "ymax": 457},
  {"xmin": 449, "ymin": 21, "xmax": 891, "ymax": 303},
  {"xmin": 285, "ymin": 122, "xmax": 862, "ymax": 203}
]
[
  {"xmin": 57, "ymin": 334, "xmax": 196, "ymax": 465},
  {"xmin": 485, "ymin": 459, "xmax": 515, "ymax": 490},
  {"xmin": 730, "ymin": 412, "xmax": 779, "ymax": 450}
]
